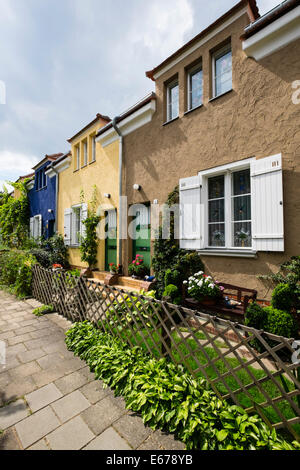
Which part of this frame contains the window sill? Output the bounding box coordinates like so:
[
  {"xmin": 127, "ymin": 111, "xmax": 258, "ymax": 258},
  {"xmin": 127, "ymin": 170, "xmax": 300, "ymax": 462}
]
[
  {"xmin": 209, "ymin": 88, "xmax": 233, "ymax": 103},
  {"xmin": 162, "ymin": 116, "xmax": 179, "ymax": 127},
  {"xmin": 197, "ymin": 248, "xmax": 257, "ymax": 258},
  {"xmin": 184, "ymin": 104, "xmax": 203, "ymax": 116}
]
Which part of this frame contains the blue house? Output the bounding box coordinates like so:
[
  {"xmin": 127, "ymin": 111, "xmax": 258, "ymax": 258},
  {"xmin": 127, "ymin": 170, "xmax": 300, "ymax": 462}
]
[{"xmin": 28, "ymin": 153, "xmax": 63, "ymax": 239}]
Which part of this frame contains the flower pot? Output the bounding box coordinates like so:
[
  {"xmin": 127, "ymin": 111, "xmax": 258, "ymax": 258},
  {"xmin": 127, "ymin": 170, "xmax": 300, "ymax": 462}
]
[{"xmin": 200, "ymin": 297, "xmax": 217, "ymax": 306}]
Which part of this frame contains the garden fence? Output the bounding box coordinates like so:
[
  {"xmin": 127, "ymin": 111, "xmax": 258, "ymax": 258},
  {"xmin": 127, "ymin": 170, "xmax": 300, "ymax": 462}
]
[{"xmin": 32, "ymin": 265, "xmax": 300, "ymax": 440}]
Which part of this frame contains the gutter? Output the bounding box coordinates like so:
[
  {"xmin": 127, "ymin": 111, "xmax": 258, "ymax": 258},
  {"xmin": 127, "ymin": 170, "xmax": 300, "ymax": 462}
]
[
  {"xmin": 51, "ymin": 166, "xmax": 59, "ymax": 233},
  {"xmin": 111, "ymin": 117, "xmax": 124, "ymax": 270},
  {"xmin": 241, "ymin": 0, "xmax": 298, "ymax": 39}
]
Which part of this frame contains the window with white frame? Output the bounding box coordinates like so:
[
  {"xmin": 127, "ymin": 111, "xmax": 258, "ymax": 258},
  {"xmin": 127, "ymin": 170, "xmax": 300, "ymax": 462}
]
[
  {"xmin": 207, "ymin": 169, "xmax": 251, "ymax": 249},
  {"xmin": 187, "ymin": 64, "xmax": 203, "ymax": 111},
  {"xmin": 64, "ymin": 203, "xmax": 88, "ymax": 247},
  {"xmin": 212, "ymin": 44, "xmax": 232, "ymax": 98},
  {"xmin": 180, "ymin": 155, "xmax": 285, "ymax": 254},
  {"xmin": 166, "ymin": 79, "xmax": 179, "ymax": 122}
]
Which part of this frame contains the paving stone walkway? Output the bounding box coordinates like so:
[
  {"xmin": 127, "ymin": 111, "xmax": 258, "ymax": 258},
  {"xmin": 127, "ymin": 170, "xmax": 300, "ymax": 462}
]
[{"xmin": 0, "ymin": 290, "xmax": 185, "ymax": 451}]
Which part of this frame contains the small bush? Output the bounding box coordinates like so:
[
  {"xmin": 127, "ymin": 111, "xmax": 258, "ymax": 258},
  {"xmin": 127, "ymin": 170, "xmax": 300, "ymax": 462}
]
[
  {"xmin": 163, "ymin": 284, "xmax": 181, "ymax": 305},
  {"xmin": 263, "ymin": 306, "xmax": 298, "ymax": 339},
  {"xmin": 0, "ymin": 250, "xmax": 37, "ymax": 297},
  {"xmin": 30, "ymin": 248, "xmax": 52, "ymax": 268},
  {"xmin": 245, "ymin": 302, "xmax": 265, "ymax": 330},
  {"xmin": 272, "ymin": 283, "xmax": 295, "ymax": 312}
]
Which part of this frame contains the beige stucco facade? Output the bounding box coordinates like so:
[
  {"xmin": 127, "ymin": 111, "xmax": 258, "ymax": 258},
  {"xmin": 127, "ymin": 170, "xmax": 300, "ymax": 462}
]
[
  {"xmin": 56, "ymin": 117, "xmax": 120, "ymax": 270},
  {"xmin": 121, "ymin": 9, "xmax": 300, "ymax": 299}
]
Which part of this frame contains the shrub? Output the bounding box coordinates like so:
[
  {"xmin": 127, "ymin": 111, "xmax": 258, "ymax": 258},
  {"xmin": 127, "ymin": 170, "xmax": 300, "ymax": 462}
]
[
  {"xmin": 30, "ymin": 248, "xmax": 52, "ymax": 268},
  {"xmin": 163, "ymin": 284, "xmax": 181, "ymax": 305},
  {"xmin": 0, "ymin": 250, "xmax": 37, "ymax": 297},
  {"xmin": 30, "ymin": 234, "xmax": 69, "ymax": 269},
  {"xmin": 272, "ymin": 283, "xmax": 296, "ymax": 312},
  {"xmin": 263, "ymin": 306, "xmax": 298, "ymax": 339},
  {"xmin": 245, "ymin": 302, "xmax": 265, "ymax": 330},
  {"xmin": 65, "ymin": 321, "xmax": 299, "ymax": 451}
]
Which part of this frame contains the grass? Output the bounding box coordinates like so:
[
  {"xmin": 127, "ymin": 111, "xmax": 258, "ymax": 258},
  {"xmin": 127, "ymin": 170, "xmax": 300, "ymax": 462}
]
[{"xmin": 105, "ymin": 321, "xmax": 300, "ymax": 440}]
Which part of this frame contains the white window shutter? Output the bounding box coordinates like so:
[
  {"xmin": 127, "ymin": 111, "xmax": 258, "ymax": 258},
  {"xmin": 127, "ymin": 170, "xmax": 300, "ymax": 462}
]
[
  {"xmin": 81, "ymin": 203, "xmax": 88, "ymax": 238},
  {"xmin": 179, "ymin": 175, "xmax": 203, "ymax": 250},
  {"xmin": 108, "ymin": 209, "xmax": 117, "ymax": 229},
  {"xmin": 38, "ymin": 215, "xmax": 42, "ymax": 238},
  {"xmin": 64, "ymin": 208, "xmax": 72, "ymax": 246},
  {"xmin": 251, "ymin": 154, "xmax": 284, "ymax": 252},
  {"xmin": 29, "ymin": 217, "xmax": 34, "ymax": 238}
]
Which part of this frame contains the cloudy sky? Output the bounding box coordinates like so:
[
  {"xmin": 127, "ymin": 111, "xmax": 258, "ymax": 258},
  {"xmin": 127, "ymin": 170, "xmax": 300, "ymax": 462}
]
[{"xmin": 0, "ymin": 0, "xmax": 279, "ymax": 191}]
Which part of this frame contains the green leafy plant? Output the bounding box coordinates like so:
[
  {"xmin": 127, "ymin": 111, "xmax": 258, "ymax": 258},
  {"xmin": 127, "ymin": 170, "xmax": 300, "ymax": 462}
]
[
  {"xmin": 0, "ymin": 250, "xmax": 37, "ymax": 297},
  {"xmin": 245, "ymin": 302, "xmax": 266, "ymax": 330},
  {"xmin": 272, "ymin": 283, "xmax": 296, "ymax": 312},
  {"xmin": 152, "ymin": 187, "xmax": 204, "ymax": 299},
  {"xmin": 163, "ymin": 284, "xmax": 181, "ymax": 305},
  {"xmin": 30, "ymin": 234, "xmax": 69, "ymax": 269},
  {"xmin": 65, "ymin": 321, "xmax": 299, "ymax": 451},
  {"xmin": 32, "ymin": 304, "xmax": 54, "ymax": 317},
  {"xmin": 79, "ymin": 187, "xmax": 100, "ymax": 268},
  {"xmin": 263, "ymin": 306, "xmax": 298, "ymax": 339},
  {"xmin": 0, "ymin": 180, "xmax": 30, "ymax": 248}
]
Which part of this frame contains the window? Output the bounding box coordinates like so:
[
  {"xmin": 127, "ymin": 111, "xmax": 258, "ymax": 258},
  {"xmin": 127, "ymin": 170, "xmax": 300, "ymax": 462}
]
[
  {"xmin": 64, "ymin": 203, "xmax": 88, "ymax": 247},
  {"xmin": 187, "ymin": 64, "xmax": 203, "ymax": 111},
  {"xmin": 72, "ymin": 207, "xmax": 82, "ymax": 245},
  {"xmin": 36, "ymin": 170, "xmax": 46, "ymax": 190},
  {"xmin": 83, "ymin": 141, "xmax": 88, "ymax": 167},
  {"xmin": 207, "ymin": 168, "xmax": 252, "ymax": 249},
  {"xmin": 76, "ymin": 145, "xmax": 80, "ymax": 170},
  {"xmin": 180, "ymin": 155, "xmax": 284, "ymax": 254},
  {"xmin": 166, "ymin": 80, "xmax": 179, "ymax": 121},
  {"xmin": 91, "ymin": 136, "xmax": 96, "ymax": 162},
  {"xmin": 212, "ymin": 44, "xmax": 232, "ymax": 98}
]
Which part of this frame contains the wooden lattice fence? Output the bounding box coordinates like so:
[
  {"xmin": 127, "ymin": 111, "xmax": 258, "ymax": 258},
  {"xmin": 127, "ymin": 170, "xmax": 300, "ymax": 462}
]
[{"xmin": 32, "ymin": 265, "xmax": 300, "ymax": 440}]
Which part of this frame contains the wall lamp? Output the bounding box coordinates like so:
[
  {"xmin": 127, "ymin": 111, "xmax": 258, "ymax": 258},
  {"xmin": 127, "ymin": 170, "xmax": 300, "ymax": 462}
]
[
  {"xmin": 133, "ymin": 184, "xmax": 141, "ymax": 191},
  {"xmin": 104, "ymin": 193, "xmax": 111, "ymax": 198}
]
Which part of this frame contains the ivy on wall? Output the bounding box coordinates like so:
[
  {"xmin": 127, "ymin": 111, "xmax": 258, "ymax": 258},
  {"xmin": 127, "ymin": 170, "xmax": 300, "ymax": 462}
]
[
  {"xmin": 79, "ymin": 186, "xmax": 100, "ymax": 268},
  {"xmin": 0, "ymin": 180, "xmax": 29, "ymax": 248}
]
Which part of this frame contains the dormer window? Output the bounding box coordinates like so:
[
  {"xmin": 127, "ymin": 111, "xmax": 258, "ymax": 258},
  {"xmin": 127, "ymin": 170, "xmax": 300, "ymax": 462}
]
[{"xmin": 166, "ymin": 79, "xmax": 179, "ymax": 122}]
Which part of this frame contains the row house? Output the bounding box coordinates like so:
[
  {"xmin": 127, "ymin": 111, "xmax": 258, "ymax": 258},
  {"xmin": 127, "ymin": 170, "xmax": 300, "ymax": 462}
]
[{"xmin": 103, "ymin": 0, "xmax": 299, "ymax": 298}]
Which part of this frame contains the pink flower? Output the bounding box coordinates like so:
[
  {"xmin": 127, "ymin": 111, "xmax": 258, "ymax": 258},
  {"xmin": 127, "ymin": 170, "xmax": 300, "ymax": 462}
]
[
  {"xmin": 132, "ymin": 261, "xmax": 136, "ymax": 264},
  {"xmin": 220, "ymin": 286, "xmax": 225, "ymax": 291}
]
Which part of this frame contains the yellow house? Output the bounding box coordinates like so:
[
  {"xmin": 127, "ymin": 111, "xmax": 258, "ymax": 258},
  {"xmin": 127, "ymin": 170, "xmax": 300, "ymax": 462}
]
[{"xmin": 46, "ymin": 113, "xmax": 121, "ymax": 271}]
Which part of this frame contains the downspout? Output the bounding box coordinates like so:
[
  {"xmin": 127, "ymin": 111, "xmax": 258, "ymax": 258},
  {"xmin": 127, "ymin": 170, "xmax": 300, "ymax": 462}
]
[
  {"xmin": 51, "ymin": 166, "xmax": 59, "ymax": 234},
  {"xmin": 111, "ymin": 117, "xmax": 124, "ymax": 270}
]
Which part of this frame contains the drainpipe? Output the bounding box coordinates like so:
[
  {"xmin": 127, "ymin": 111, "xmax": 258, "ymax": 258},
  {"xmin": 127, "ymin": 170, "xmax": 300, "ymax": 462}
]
[
  {"xmin": 111, "ymin": 117, "xmax": 123, "ymax": 270},
  {"xmin": 51, "ymin": 166, "xmax": 59, "ymax": 234}
]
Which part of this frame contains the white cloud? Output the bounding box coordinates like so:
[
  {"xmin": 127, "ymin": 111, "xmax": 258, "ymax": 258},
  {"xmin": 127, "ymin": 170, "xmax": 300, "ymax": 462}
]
[
  {"xmin": 0, "ymin": 180, "xmax": 14, "ymax": 193},
  {"xmin": 0, "ymin": 150, "xmax": 39, "ymax": 173}
]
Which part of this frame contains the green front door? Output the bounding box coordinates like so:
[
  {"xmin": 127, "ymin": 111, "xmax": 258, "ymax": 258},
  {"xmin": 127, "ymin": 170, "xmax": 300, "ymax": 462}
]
[
  {"xmin": 105, "ymin": 210, "xmax": 117, "ymax": 271},
  {"xmin": 132, "ymin": 205, "xmax": 151, "ymax": 268}
]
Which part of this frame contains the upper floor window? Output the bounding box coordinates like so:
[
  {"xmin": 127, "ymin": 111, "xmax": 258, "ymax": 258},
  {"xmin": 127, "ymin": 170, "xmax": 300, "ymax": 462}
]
[
  {"xmin": 166, "ymin": 80, "xmax": 179, "ymax": 122},
  {"xmin": 83, "ymin": 141, "xmax": 88, "ymax": 167},
  {"xmin": 187, "ymin": 64, "xmax": 203, "ymax": 111},
  {"xmin": 76, "ymin": 145, "xmax": 80, "ymax": 170},
  {"xmin": 212, "ymin": 44, "xmax": 232, "ymax": 98},
  {"xmin": 36, "ymin": 170, "xmax": 47, "ymax": 190},
  {"xmin": 91, "ymin": 135, "xmax": 96, "ymax": 162}
]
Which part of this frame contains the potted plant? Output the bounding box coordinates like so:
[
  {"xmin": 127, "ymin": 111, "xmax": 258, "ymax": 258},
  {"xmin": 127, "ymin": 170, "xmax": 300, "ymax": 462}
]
[
  {"xmin": 128, "ymin": 255, "xmax": 148, "ymax": 279},
  {"xmin": 235, "ymin": 229, "xmax": 250, "ymax": 248},
  {"xmin": 183, "ymin": 271, "xmax": 224, "ymax": 306},
  {"xmin": 109, "ymin": 263, "xmax": 120, "ymax": 275}
]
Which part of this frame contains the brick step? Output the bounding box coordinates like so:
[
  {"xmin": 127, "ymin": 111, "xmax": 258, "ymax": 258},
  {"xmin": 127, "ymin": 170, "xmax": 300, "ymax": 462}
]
[
  {"xmin": 117, "ymin": 276, "xmax": 146, "ymax": 290},
  {"xmin": 92, "ymin": 271, "xmax": 110, "ymax": 281}
]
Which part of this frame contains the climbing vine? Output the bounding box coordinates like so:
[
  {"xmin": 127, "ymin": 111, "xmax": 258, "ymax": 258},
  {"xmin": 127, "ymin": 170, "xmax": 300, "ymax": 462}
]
[
  {"xmin": 0, "ymin": 180, "xmax": 30, "ymax": 248},
  {"xmin": 79, "ymin": 186, "xmax": 100, "ymax": 268}
]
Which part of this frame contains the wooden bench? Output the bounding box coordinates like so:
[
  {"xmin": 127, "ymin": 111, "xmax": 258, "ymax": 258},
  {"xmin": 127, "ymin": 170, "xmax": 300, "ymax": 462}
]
[{"xmin": 183, "ymin": 282, "xmax": 257, "ymax": 322}]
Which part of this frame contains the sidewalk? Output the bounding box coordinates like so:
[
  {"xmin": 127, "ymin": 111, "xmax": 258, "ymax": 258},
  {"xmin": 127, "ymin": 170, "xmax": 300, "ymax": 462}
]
[{"xmin": 0, "ymin": 290, "xmax": 184, "ymax": 450}]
